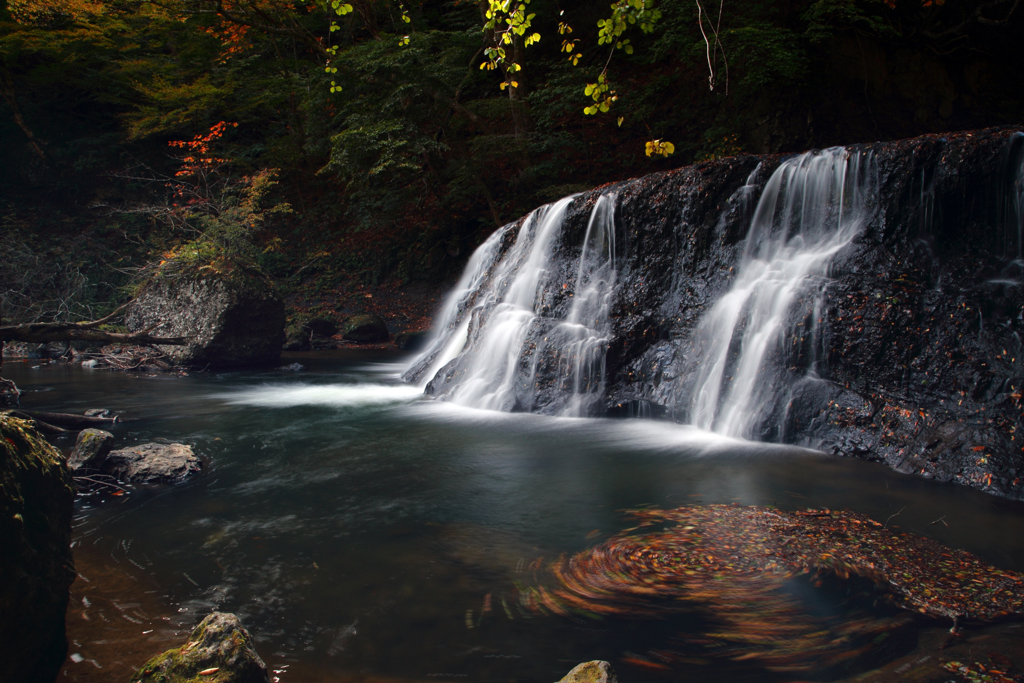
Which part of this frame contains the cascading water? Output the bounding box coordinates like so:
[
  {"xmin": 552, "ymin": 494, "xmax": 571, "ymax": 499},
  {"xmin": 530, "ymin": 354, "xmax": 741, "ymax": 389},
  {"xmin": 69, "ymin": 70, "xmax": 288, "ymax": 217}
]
[
  {"xmin": 443, "ymin": 196, "xmax": 573, "ymax": 411},
  {"xmin": 552, "ymin": 193, "xmax": 617, "ymax": 417},
  {"xmin": 405, "ymin": 130, "xmax": 1020, "ymax": 474},
  {"xmin": 675, "ymin": 148, "xmax": 877, "ymax": 438},
  {"xmin": 406, "ymin": 227, "xmax": 506, "ymax": 387},
  {"xmin": 404, "ymin": 193, "xmax": 619, "ymax": 415}
]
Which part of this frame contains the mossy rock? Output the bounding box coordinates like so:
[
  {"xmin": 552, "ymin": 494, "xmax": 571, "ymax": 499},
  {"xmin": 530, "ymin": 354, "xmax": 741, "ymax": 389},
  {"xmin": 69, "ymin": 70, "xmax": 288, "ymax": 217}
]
[
  {"xmin": 0, "ymin": 413, "xmax": 76, "ymax": 683},
  {"xmin": 556, "ymin": 661, "xmax": 618, "ymax": 683},
  {"xmin": 125, "ymin": 258, "xmax": 285, "ymax": 369},
  {"xmin": 342, "ymin": 314, "xmax": 389, "ymax": 343},
  {"xmin": 131, "ymin": 612, "xmax": 269, "ymax": 683},
  {"xmin": 67, "ymin": 428, "xmax": 115, "ymax": 472}
]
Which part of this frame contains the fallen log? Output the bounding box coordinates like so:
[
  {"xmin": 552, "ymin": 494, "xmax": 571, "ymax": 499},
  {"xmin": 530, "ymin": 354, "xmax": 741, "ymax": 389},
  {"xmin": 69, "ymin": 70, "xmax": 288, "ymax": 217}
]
[
  {"xmin": 6, "ymin": 411, "xmax": 71, "ymax": 434},
  {"xmin": 13, "ymin": 410, "xmax": 122, "ymax": 429},
  {"xmin": 0, "ymin": 304, "xmax": 187, "ymax": 346}
]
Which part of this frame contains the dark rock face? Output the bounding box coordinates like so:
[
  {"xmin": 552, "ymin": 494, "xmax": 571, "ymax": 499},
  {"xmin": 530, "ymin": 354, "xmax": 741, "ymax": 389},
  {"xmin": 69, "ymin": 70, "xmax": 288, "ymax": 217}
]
[
  {"xmin": 102, "ymin": 443, "xmax": 201, "ymax": 484},
  {"xmin": 343, "ymin": 314, "xmax": 389, "ymax": 342},
  {"xmin": 67, "ymin": 428, "xmax": 114, "ymax": 471},
  {"xmin": 131, "ymin": 612, "xmax": 269, "ymax": 683},
  {"xmin": 394, "ymin": 330, "xmax": 429, "ymax": 351},
  {"xmin": 125, "ymin": 264, "xmax": 285, "ymax": 369},
  {"xmin": 408, "ymin": 127, "xmax": 1024, "ymax": 499},
  {"xmin": 0, "ymin": 414, "xmax": 76, "ymax": 683},
  {"xmin": 303, "ymin": 317, "xmax": 338, "ymax": 338}
]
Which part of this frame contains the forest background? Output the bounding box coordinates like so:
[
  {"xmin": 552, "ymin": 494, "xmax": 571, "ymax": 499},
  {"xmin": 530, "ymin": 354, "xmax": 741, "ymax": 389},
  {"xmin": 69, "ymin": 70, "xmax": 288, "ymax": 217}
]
[{"xmin": 1, "ymin": 0, "xmax": 1022, "ymax": 333}]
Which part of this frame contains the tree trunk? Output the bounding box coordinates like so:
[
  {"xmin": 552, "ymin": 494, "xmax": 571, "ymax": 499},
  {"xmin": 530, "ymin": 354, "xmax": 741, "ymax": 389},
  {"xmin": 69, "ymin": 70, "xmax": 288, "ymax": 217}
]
[{"xmin": 0, "ymin": 54, "xmax": 47, "ymax": 164}]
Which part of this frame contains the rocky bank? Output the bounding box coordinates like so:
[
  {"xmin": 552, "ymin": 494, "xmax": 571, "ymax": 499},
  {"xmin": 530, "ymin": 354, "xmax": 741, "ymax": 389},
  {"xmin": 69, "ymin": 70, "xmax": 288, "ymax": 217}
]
[{"xmin": 0, "ymin": 414, "xmax": 76, "ymax": 683}]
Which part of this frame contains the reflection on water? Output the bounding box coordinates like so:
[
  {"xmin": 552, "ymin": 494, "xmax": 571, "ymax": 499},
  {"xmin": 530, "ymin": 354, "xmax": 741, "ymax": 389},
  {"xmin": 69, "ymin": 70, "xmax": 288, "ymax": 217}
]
[{"xmin": 6, "ymin": 352, "xmax": 1024, "ymax": 682}]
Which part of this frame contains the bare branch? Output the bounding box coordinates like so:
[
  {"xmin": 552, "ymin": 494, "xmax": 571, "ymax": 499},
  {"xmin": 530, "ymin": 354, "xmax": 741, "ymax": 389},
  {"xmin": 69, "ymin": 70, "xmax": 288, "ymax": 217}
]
[{"xmin": 0, "ymin": 321, "xmax": 187, "ymax": 346}]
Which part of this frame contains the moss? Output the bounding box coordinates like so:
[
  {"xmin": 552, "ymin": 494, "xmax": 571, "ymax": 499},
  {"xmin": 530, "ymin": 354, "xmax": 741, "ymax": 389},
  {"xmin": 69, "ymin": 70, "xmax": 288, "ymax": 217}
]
[
  {"xmin": 131, "ymin": 612, "xmax": 268, "ymax": 683},
  {"xmin": 0, "ymin": 413, "xmax": 76, "ymax": 683}
]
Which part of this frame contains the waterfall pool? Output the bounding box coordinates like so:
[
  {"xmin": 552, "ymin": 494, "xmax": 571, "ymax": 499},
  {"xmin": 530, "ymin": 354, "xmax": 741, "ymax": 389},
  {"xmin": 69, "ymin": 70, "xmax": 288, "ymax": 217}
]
[{"xmin": 10, "ymin": 353, "xmax": 1024, "ymax": 683}]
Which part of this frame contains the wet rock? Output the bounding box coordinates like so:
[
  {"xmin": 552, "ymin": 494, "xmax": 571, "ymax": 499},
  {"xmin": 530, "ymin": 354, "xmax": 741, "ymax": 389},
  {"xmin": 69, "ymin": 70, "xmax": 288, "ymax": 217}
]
[
  {"xmin": 131, "ymin": 612, "xmax": 269, "ymax": 683},
  {"xmin": 83, "ymin": 409, "xmax": 110, "ymax": 418},
  {"xmin": 408, "ymin": 126, "xmax": 1024, "ymax": 499},
  {"xmin": 0, "ymin": 377, "xmax": 18, "ymax": 407},
  {"xmin": 125, "ymin": 261, "xmax": 285, "ymax": 369},
  {"xmin": 102, "ymin": 443, "xmax": 200, "ymax": 484},
  {"xmin": 0, "ymin": 413, "xmax": 76, "ymax": 683},
  {"xmin": 67, "ymin": 428, "xmax": 115, "ymax": 471},
  {"xmin": 282, "ymin": 326, "xmax": 310, "ymax": 352},
  {"xmin": 556, "ymin": 661, "xmax": 618, "ymax": 683},
  {"xmin": 303, "ymin": 317, "xmax": 338, "ymax": 338},
  {"xmin": 394, "ymin": 330, "xmax": 429, "ymax": 351},
  {"xmin": 343, "ymin": 314, "xmax": 389, "ymax": 343}
]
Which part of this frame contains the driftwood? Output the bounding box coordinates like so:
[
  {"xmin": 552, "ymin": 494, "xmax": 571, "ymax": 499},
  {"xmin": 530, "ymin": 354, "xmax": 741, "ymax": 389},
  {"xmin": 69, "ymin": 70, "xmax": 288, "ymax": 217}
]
[
  {"xmin": 0, "ymin": 303, "xmax": 186, "ymax": 346},
  {"xmin": 12, "ymin": 410, "xmax": 121, "ymax": 429},
  {"xmin": 6, "ymin": 411, "xmax": 71, "ymax": 434}
]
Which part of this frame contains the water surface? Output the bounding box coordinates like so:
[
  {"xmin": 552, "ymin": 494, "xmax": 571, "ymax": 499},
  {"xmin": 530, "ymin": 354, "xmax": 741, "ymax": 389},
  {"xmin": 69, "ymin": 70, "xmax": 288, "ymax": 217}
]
[{"xmin": 7, "ymin": 353, "xmax": 1024, "ymax": 682}]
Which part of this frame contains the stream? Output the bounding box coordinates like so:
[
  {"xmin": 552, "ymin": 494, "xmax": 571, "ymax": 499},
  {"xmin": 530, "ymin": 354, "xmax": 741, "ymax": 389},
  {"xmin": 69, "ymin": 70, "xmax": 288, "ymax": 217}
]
[{"xmin": 7, "ymin": 353, "xmax": 1024, "ymax": 682}]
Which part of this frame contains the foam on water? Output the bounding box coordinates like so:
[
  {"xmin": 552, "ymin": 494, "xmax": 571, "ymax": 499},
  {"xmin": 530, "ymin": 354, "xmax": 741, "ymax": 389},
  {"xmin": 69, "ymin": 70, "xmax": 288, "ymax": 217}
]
[{"xmin": 213, "ymin": 383, "xmax": 423, "ymax": 408}]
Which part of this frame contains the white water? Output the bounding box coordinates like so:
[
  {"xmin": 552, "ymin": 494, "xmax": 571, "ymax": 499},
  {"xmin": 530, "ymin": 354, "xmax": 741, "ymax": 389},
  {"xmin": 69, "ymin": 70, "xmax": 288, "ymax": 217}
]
[
  {"xmin": 407, "ymin": 148, "xmax": 876, "ymax": 433},
  {"xmin": 443, "ymin": 196, "xmax": 574, "ymax": 411},
  {"xmin": 554, "ymin": 193, "xmax": 618, "ymax": 416},
  {"xmin": 214, "ymin": 383, "xmax": 423, "ymax": 408},
  {"xmin": 405, "ymin": 194, "xmax": 620, "ymax": 415},
  {"xmin": 411, "ymin": 228, "xmax": 507, "ymax": 387},
  {"xmin": 682, "ymin": 148, "xmax": 876, "ymax": 438}
]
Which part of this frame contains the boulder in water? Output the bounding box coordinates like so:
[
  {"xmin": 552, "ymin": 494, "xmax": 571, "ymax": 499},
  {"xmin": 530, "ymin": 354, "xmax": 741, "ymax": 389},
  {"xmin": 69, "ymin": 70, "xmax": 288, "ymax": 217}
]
[
  {"xmin": 0, "ymin": 413, "xmax": 76, "ymax": 683},
  {"xmin": 125, "ymin": 261, "xmax": 285, "ymax": 369},
  {"xmin": 101, "ymin": 442, "xmax": 200, "ymax": 484},
  {"xmin": 557, "ymin": 661, "xmax": 618, "ymax": 683},
  {"xmin": 67, "ymin": 428, "xmax": 115, "ymax": 471},
  {"xmin": 130, "ymin": 612, "xmax": 269, "ymax": 683},
  {"xmin": 342, "ymin": 314, "xmax": 389, "ymax": 342}
]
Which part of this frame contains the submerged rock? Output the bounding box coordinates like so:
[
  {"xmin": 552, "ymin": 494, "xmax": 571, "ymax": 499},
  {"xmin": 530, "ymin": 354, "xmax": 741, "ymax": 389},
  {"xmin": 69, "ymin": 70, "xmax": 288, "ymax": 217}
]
[
  {"xmin": 0, "ymin": 413, "xmax": 76, "ymax": 683},
  {"xmin": 131, "ymin": 612, "xmax": 269, "ymax": 683},
  {"xmin": 67, "ymin": 428, "xmax": 115, "ymax": 471},
  {"xmin": 342, "ymin": 313, "xmax": 389, "ymax": 342},
  {"xmin": 102, "ymin": 442, "xmax": 201, "ymax": 484},
  {"xmin": 557, "ymin": 661, "xmax": 618, "ymax": 683},
  {"xmin": 125, "ymin": 261, "xmax": 285, "ymax": 369}
]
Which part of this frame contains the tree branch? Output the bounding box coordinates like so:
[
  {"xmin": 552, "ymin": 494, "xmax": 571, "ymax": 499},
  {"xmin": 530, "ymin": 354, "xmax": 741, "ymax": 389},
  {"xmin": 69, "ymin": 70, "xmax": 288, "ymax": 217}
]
[{"xmin": 0, "ymin": 321, "xmax": 187, "ymax": 345}]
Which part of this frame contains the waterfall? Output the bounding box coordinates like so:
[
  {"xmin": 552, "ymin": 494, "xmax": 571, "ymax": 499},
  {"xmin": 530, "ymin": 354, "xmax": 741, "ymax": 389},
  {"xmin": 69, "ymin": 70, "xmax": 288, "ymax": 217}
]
[
  {"xmin": 406, "ymin": 227, "xmax": 507, "ymax": 388},
  {"xmin": 443, "ymin": 196, "xmax": 574, "ymax": 411},
  {"xmin": 404, "ymin": 193, "xmax": 619, "ymax": 415},
  {"xmin": 677, "ymin": 148, "xmax": 877, "ymax": 438},
  {"xmin": 553, "ymin": 193, "xmax": 617, "ymax": 417}
]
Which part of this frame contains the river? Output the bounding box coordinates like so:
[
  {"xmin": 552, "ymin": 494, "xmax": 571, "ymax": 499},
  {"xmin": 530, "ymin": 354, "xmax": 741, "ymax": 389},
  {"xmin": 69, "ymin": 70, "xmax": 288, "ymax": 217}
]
[{"xmin": 7, "ymin": 353, "xmax": 1024, "ymax": 682}]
